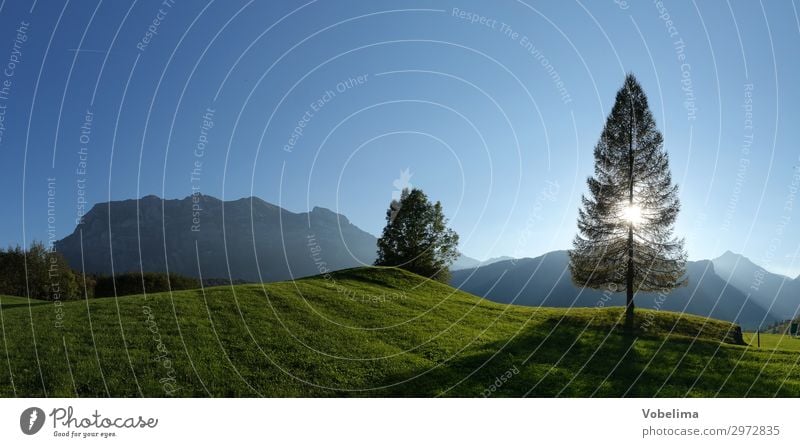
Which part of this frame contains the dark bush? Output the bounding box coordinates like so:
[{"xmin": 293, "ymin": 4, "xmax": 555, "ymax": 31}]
[
  {"xmin": 93, "ymin": 272, "xmax": 200, "ymax": 298},
  {"xmin": 202, "ymin": 277, "xmax": 250, "ymax": 287}
]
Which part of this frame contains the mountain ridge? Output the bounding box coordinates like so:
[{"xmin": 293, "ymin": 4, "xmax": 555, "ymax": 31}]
[
  {"xmin": 56, "ymin": 194, "xmax": 378, "ymax": 283},
  {"xmin": 711, "ymin": 250, "xmax": 799, "ymax": 320},
  {"xmin": 451, "ymin": 251, "xmax": 795, "ymax": 330}
]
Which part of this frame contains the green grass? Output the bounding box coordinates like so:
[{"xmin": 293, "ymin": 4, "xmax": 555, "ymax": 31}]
[
  {"xmin": 1, "ymin": 267, "xmax": 798, "ymax": 397},
  {"xmin": 744, "ymin": 332, "xmax": 800, "ymax": 352}
]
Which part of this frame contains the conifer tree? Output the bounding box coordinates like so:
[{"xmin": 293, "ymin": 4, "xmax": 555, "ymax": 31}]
[{"xmin": 570, "ymin": 74, "xmax": 686, "ymax": 329}]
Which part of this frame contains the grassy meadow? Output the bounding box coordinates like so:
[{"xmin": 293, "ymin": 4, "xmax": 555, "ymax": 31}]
[
  {"xmin": 0, "ymin": 267, "xmax": 798, "ymax": 397},
  {"xmin": 744, "ymin": 332, "xmax": 800, "ymax": 352}
]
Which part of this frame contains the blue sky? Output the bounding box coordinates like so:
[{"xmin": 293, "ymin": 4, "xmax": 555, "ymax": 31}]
[{"xmin": 0, "ymin": 0, "xmax": 798, "ymax": 277}]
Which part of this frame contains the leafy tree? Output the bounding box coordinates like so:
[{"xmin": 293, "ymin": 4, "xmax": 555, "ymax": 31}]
[
  {"xmin": 570, "ymin": 74, "xmax": 686, "ymax": 329},
  {"xmin": 0, "ymin": 241, "xmax": 80, "ymax": 300},
  {"xmin": 0, "ymin": 245, "xmax": 26, "ymax": 297},
  {"xmin": 376, "ymin": 188, "xmax": 459, "ymax": 282}
]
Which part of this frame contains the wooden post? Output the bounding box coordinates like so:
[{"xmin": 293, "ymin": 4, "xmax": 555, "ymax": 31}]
[{"xmin": 757, "ymin": 329, "xmax": 760, "ymax": 348}]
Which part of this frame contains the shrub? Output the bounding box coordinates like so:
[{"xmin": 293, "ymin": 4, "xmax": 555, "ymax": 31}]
[{"xmin": 93, "ymin": 272, "xmax": 200, "ymax": 298}]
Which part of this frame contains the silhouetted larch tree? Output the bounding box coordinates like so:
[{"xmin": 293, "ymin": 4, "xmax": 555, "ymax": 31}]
[
  {"xmin": 570, "ymin": 74, "xmax": 686, "ymax": 330},
  {"xmin": 376, "ymin": 188, "xmax": 459, "ymax": 283}
]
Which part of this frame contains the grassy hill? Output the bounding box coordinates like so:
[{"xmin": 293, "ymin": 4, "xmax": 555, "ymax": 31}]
[{"xmin": 1, "ymin": 267, "xmax": 798, "ymax": 397}]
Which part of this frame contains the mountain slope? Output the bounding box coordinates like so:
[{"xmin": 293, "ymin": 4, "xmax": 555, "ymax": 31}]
[
  {"xmin": 451, "ymin": 251, "xmax": 776, "ymax": 330},
  {"xmin": 712, "ymin": 251, "xmax": 798, "ymax": 320},
  {"xmin": 451, "ymin": 255, "xmax": 513, "ymax": 270},
  {"xmin": 451, "ymin": 254, "xmax": 482, "ymax": 270},
  {"xmin": 55, "ymin": 195, "xmax": 378, "ymax": 282},
  {"xmin": 1, "ymin": 267, "xmax": 798, "ymax": 397}
]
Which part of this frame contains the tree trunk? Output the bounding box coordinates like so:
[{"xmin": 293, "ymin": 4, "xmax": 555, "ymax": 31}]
[
  {"xmin": 625, "ymin": 225, "xmax": 635, "ymax": 332},
  {"xmin": 625, "ymin": 100, "xmax": 635, "ymax": 333}
]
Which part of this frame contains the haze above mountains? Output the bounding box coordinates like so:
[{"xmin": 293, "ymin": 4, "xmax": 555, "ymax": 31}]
[{"xmin": 55, "ymin": 195, "xmax": 798, "ymax": 329}]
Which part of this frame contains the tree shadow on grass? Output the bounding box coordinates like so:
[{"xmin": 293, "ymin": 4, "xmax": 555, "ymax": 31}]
[
  {"xmin": 0, "ymin": 301, "xmax": 51, "ymax": 310},
  {"xmin": 379, "ymin": 322, "xmax": 650, "ymax": 397}
]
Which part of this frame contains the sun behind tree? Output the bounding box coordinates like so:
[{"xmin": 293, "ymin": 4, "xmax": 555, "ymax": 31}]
[
  {"xmin": 570, "ymin": 74, "xmax": 686, "ymax": 330},
  {"xmin": 375, "ymin": 188, "xmax": 459, "ymax": 283}
]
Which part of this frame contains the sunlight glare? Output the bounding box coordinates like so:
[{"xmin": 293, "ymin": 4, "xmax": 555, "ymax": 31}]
[{"xmin": 622, "ymin": 204, "xmax": 644, "ymax": 226}]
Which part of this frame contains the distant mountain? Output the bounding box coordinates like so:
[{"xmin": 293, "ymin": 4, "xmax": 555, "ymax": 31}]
[
  {"xmin": 451, "ymin": 254, "xmax": 514, "ymax": 270},
  {"xmin": 451, "ymin": 250, "xmax": 777, "ymax": 330},
  {"xmin": 712, "ymin": 251, "xmax": 798, "ymax": 320},
  {"xmin": 483, "ymin": 256, "xmax": 514, "ymax": 265},
  {"xmin": 55, "ymin": 195, "xmax": 378, "ymax": 282},
  {"xmin": 451, "ymin": 254, "xmax": 482, "ymax": 270}
]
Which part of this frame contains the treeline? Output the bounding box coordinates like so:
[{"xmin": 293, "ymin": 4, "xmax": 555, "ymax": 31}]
[
  {"xmin": 92, "ymin": 272, "xmax": 199, "ymax": 297},
  {"xmin": 0, "ymin": 242, "xmax": 80, "ymax": 300},
  {"xmin": 0, "ymin": 242, "xmax": 200, "ymax": 300},
  {"xmin": 762, "ymin": 319, "xmax": 797, "ymax": 335}
]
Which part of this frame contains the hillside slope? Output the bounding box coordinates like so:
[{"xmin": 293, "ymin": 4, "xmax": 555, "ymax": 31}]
[
  {"xmin": 712, "ymin": 251, "xmax": 799, "ymax": 320},
  {"xmin": 1, "ymin": 268, "xmax": 798, "ymax": 397}
]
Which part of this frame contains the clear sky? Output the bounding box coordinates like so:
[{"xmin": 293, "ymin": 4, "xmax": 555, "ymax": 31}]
[{"xmin": 0, "ymin": 0, "xmax": 798, "ymax": 277}]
